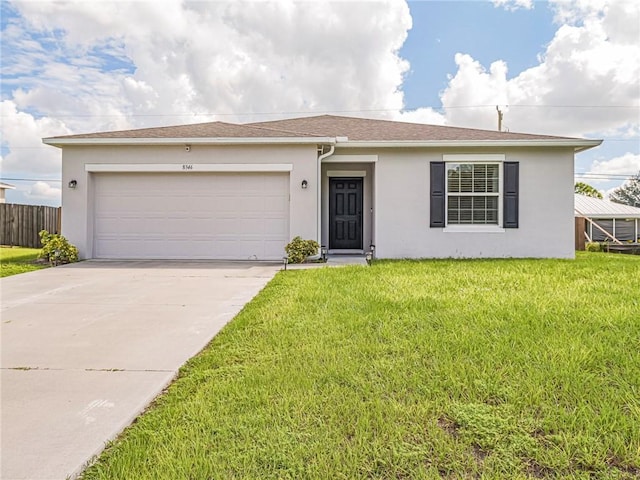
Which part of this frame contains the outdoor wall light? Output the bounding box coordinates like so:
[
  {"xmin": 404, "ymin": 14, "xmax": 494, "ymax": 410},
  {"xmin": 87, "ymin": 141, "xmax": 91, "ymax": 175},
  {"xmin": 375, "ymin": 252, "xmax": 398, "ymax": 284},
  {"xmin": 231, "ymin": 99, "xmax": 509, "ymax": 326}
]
[
  {"xmin": 301, "ymin": 179, "xmax": 308, "ymax": 189},
  {"xmin": 68, "ymin": 180, "xmax": 78, "ymax": 189}
]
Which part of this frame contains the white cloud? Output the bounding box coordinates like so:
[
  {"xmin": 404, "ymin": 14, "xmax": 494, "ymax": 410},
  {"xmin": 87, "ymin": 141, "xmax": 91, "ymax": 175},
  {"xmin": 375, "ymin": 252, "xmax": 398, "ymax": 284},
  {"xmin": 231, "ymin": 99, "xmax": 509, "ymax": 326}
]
[
  {"xmin": 2, "ymin": 0, "xmax": 412, "ymax": 204},
  {"xmin": 576, "ymin": 152, "xmax": 640, "ymax": 188},
  {"xmin": 26, "ymin": 181, "xmax": 61, "ymax": 201},
  {"xmin": 2, "ymin": 0, "xmax": 639, "ymax": 205},
  {"xmin": 0, "ymin": 100, "xmax": 69, "ymax": 177},
  {"xmin": 440, "ymin": 0, "xmax": 640, "ymax": 137},
  {"xmin": 590, "ymin": 153, "xmax": 640, "ymax": 176},
  {"xmin": 6, "ymin": 0, "xmax": 412, "ymax": 128},
  {"xmin": 394, "ymin": 107, "xmax": 445, "ymax": 125},
  {"xmin": 440, "ymin": 54, "xmax": 510, "ymax": 131},
  {"xmin": 492, "ymin": 0, "xmax": 534, "ymax": 11}
]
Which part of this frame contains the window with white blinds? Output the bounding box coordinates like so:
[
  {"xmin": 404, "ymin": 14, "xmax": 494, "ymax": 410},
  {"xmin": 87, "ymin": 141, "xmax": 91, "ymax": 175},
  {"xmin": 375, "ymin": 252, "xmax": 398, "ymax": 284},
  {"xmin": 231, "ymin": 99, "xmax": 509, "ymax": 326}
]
[{"xmin": 446, "ymin": 163, "xmax": 500, "ymax": 225}]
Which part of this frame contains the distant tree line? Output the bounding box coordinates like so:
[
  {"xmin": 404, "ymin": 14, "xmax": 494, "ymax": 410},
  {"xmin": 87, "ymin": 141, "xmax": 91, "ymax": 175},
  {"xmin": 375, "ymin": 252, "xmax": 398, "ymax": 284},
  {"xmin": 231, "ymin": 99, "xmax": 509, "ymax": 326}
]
[
  {"xmin": 575, "ymin": 172, "xmax": 640, "ymax": 207},
  {"xmin": 609, "ymin": 171, "xmax": 640, "ymax": 208},
  {"xmin": 574, "ymin": 182, "xmax": 602, "ymax": 199}
]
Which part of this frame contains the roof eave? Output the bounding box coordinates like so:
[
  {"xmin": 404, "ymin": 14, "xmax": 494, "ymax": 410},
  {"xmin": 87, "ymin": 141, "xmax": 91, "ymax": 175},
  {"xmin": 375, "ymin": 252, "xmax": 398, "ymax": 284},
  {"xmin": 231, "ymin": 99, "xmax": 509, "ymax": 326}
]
[
  {"xmin": 42, "ymin": 137, "xmax": 603, "ymax": 152},
  {"xmin": 575, "ymin": 211, "xmax": 640, "ymax": 219},
  {"xmin": 336, "ymin": 139, "xmax": 603, "ymax": 151},
  {"xmin": 42, "ymin": 136, "xmax": 338, "ymax": 148}
]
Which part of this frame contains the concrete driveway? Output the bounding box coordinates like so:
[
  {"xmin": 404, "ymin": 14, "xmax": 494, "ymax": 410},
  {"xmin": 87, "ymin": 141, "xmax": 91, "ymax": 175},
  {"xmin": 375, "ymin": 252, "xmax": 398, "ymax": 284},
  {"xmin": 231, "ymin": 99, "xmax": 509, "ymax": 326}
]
[{"xmin": 1, "ymin": 260, "xmax": 280, "ymax": 480}]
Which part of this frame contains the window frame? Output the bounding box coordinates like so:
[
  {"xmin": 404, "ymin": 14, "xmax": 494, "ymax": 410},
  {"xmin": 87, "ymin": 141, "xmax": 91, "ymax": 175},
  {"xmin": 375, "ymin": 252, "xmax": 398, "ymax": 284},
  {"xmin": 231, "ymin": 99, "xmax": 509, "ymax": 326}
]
[{"xmin": 442, "ymin": 154, "xmax": 506, "ymax": 233}]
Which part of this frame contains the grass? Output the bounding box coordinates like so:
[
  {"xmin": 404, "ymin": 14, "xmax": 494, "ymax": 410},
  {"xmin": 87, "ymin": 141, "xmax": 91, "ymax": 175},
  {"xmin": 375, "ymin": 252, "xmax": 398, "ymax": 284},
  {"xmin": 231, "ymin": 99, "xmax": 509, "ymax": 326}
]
[
  {"xmin": 81, "ymin": 252, "xmax": 640, "ymax": 479},
  {"xmin": 0, "ymin": 246, "xmax": 47, "ymax": 277}
]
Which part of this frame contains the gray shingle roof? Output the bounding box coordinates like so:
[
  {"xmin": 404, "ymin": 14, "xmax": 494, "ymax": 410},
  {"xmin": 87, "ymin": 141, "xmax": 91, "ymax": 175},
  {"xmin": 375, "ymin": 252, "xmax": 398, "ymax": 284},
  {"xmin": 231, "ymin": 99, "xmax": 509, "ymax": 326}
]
[
  {"xmin": 52, "ymin": 121, "xmax": 318, "ymax": 139},
  {"xmin": 248, "ymin": 115, "xmax": 576, "ymax": 141},
  {"xmin": 44, "ymin": 114, "xmax": 586, "ymax": 142}
]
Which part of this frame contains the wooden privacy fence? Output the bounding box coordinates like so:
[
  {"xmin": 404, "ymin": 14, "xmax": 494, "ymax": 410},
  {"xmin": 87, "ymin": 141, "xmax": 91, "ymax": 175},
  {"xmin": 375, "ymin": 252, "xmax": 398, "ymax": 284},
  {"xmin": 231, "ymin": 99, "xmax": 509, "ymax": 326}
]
[{"xmin": 0, "ymin": 203, "xmax": 61, "ymax": 248}]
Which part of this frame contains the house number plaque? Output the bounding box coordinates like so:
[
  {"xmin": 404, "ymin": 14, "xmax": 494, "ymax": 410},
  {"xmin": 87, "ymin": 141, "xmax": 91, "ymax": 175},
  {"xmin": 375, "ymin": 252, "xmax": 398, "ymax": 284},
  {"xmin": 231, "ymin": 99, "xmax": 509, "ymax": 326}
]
[{"xmin": 182, "ymin": 164, "xmax": 193, "ymax": 170}]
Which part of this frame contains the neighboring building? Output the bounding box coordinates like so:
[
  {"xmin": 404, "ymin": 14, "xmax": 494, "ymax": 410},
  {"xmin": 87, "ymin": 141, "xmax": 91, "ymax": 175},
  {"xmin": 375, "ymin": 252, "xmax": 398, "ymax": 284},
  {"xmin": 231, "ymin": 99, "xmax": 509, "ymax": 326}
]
[
  {"xmin": 0, "ymin": 182, "xmax": 16, "ymax": 203},
  {"xmin": 43, "ymin": 115, "xmax": 601, "ymax": 260},
  {"xmin": 575, "ymin": 193, "xmax": 640, "ymax": 244}
]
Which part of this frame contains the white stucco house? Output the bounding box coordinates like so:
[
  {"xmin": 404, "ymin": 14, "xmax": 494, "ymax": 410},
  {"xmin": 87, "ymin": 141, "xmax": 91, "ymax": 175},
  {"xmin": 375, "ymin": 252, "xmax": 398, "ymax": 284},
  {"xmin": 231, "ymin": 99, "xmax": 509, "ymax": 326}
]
[{"xmin": 43, "ymin": 115, "xmax": 601, "ymax": 260}]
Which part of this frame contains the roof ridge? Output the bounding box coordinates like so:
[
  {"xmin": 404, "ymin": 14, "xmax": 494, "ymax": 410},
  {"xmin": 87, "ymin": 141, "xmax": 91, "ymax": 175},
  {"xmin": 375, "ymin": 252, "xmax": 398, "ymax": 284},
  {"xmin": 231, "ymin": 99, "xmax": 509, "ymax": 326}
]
[
  {"xmin": 46, "ymin": 120, "xmax": 228, "ymax": 139},
  {"xmin": 249, "ymin": 114, "xmax": 583, "ymax": 140},
  {"xmin": 44, "ymin": 120, "xmax": 327, "ymax": 140},
  {"xmin": 238, "ymin": 122, "xmax": 320, "ymax": 137},
  {"xmin": 245, "ymin": 116, "xmax": 335, "ymax": 137}
]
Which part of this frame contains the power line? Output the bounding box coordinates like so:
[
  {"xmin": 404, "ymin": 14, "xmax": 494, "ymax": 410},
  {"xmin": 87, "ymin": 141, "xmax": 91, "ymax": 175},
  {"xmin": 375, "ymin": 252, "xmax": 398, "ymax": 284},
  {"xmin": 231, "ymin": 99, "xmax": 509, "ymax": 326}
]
[
  {"xmin": 575, "ymin": 174, "xmax": 636, "ymax": 179},
  {"xmin": 0, "ymin": 104, "xmax": 638, "ymax": 120},
  {"xmin": 0, "ymin": 177, "xmax": 61, "ymax": 183}
]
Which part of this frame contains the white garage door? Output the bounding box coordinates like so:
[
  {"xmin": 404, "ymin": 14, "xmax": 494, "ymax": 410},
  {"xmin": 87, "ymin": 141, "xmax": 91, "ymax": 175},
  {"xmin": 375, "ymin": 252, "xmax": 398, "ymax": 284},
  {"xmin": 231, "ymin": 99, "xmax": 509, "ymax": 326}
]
[{"xmin": 93, "ymin": 172, "xmax": 289, "ymax": 260}]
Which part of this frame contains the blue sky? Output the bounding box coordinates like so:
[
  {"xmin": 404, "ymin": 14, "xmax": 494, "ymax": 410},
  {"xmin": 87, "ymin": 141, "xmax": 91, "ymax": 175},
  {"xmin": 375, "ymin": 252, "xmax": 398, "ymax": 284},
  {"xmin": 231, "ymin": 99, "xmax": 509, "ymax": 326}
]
[
  {"xmin": 1, "ymin": 0, "xmax": 638, "ymax": 206},
  {"xmin": 401, "ymin": 1, "xmax": 557, "ymax": 109}
]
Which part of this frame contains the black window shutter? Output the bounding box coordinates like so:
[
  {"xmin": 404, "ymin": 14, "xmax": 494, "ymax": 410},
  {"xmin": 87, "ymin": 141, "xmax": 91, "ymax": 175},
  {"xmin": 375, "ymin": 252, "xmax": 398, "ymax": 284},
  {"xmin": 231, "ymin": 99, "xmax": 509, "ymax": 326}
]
[
  {"xmin": 503, "ymin": 162, "xmax": 519, "ymax": 228},
  {"xmin": 430, "ymin": 162, "xmax": 446, "ymax": 227}
]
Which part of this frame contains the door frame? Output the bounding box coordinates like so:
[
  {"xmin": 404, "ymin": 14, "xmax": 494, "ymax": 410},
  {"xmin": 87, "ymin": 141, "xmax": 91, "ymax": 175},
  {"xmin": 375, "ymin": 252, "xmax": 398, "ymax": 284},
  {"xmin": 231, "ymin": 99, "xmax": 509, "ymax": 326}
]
[{"xmin": 328, "ymin": 176, "xmax": 364, "ymax": 251}]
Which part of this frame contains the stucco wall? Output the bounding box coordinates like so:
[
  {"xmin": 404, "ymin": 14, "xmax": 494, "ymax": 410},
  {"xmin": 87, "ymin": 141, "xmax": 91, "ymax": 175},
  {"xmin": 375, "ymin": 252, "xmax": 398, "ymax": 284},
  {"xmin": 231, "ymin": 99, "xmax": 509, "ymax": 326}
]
[
  {"xmin": 60, "ymin": 142, "xmax": 576, "ymax": 260},
  {"xmin": 60, "ymin": 144, "xmax": 318, "ymax": 258},
  {"xmin": 371, "ymin": 147, "xmax": 575, "ymax": 259}
]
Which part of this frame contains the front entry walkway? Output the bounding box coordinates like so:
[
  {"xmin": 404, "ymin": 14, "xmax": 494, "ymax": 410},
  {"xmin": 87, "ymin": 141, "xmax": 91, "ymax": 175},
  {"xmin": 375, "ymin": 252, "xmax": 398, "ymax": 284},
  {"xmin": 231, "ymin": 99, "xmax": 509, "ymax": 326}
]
[
  {"xmin": 326, "ymin": 255, "xmax": 368, "ymax": 266},
  {"xmin": 285, "ymin": 255, "xmax": 368, "ymax": 269},
  {"xmin": 0, "ymin": 261, "xmax": 280, "ymax": 480}
]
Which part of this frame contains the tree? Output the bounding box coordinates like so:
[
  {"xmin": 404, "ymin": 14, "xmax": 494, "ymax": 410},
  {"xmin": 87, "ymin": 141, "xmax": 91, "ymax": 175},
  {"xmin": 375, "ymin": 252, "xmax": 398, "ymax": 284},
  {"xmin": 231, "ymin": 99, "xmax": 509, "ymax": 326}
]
[
  {"xmin": 574, "ymin": 182, "xmax": 602, "ymax": 199},
  {"xmin": 609, "ymin": 171, "xmax": 640, "ymax": 207}
]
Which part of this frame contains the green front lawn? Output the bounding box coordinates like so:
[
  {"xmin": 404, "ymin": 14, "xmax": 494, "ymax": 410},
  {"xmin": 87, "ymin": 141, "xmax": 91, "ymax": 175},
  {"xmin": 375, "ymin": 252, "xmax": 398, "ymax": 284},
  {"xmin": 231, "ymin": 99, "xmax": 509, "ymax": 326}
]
[
  {"xmin": 82, "ymin": 253, "xmax": 640, "ymax": 479},
  {"xmin": 0, "ymin": 247, "xmax": 46, "ymax": 277}
]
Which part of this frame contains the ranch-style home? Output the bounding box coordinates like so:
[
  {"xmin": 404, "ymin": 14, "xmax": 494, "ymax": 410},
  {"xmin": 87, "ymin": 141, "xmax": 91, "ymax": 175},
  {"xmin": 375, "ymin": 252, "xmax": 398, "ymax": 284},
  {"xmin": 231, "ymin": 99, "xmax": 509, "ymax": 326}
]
[{"xmin": 43, "ymin": 115, "xmax": 601, "ymax": 260}]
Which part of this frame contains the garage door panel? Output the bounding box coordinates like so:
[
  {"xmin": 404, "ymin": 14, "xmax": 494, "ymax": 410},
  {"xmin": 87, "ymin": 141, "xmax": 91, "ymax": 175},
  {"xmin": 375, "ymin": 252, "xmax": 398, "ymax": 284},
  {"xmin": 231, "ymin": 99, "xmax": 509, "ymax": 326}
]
[
  {"xmin": 216, "ymin": 239, "xmax": 267, "ymax": 259},
  {"xmin": 93, "ymin": 172, "xmax": 290, "ymax": 260},
  {"xmin": 263, "ymin": 218, "xmax": 288, "ymax": 234},
  {"xmin": 98, "ymin": 195, "xmax": 133, "ymax": 211},
  {"xmin": 94, "ymin": 217, "xmax": 120, "ymax": 234},
  {"xmin": 262, "ymin": 196, "xmax": 289, "ymax": 210},
  {"xmin": 264, "ymin": 239, "xmax": 288, "ymax": 258},
  {"xmin": 214, "ymin": 218, "xmax": 242, "ymax": 235}
]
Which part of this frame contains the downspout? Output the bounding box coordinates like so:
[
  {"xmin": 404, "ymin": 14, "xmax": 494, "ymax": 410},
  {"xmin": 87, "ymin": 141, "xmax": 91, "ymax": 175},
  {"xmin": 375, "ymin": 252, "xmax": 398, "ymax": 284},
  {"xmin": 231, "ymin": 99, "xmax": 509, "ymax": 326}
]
[{"xmin": 316, "ymin": 144, "xmax": 336, "ymax": 252}]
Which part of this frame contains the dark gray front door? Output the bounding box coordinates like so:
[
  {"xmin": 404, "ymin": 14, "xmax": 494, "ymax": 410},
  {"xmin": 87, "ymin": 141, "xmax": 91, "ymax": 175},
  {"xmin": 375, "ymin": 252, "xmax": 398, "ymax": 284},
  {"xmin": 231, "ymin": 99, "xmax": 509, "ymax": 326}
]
[{"xmin": 329, "ymin": 178, "xmax": 363, "ymax": 250}]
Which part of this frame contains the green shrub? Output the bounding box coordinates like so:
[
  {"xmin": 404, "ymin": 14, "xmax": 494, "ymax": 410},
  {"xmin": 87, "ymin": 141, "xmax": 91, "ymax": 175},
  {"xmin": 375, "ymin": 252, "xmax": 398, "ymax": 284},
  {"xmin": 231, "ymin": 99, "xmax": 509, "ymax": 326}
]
[
  {"xmin": 285, "ymin": 236, "xmax": 319, "ymax": 264},
  {"xmin": 585, "ymin": 242, "xmax": 601, "ymax": 252},
  {"xmin": 39, "ymin": 230, "xmax": 79, "ymax": 265}
]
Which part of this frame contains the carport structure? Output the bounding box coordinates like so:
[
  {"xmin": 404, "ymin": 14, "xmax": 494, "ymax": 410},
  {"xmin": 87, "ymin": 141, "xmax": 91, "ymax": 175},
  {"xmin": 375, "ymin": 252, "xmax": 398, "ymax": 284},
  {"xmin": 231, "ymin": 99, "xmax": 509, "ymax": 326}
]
[{"xmin": 575, "ymin": 193, "xmax": 640, "ymax": 248}]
